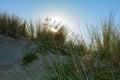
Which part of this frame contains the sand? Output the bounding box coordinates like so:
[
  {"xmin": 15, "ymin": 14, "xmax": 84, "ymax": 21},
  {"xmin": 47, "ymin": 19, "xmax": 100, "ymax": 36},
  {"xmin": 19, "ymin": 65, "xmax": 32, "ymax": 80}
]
[{"xmin": 0, "ymin": 35, "xmax": 54, "ymax": 80}]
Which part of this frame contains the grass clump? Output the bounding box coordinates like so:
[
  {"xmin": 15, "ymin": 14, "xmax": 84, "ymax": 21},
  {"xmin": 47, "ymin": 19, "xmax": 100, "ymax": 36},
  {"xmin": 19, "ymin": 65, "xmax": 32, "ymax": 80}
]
[
  {"xmin": 89, "ymin": 15, "xmax": 120, "ymax": 65},
  {"xmin": 46, "ymin": 15, "xmax": 120, "ymax": 80},
  {"xmin": 48, "ymin": 62, "xmax": 77, "ymax": 80},
  {"xmin": 35, "ymin": 18, "xmax": 68, "ymax": 54},
  {"xmin": 47, "ymin": 55, "xmax": 94, "ymax": 80},
  {"xmin": 86, "ymin": 15, "xmax": 120, "ymax": 79},
  {"xmin": 22, "ymin": 52, "xmax": 39, "ymax": 66},
  {"xmin": 0, "ymin": 12, "xmax": 27, "ymax": 39},
  {"xmin": 26, "ymin": 21, "xmax": 36, "ymax": 40}
]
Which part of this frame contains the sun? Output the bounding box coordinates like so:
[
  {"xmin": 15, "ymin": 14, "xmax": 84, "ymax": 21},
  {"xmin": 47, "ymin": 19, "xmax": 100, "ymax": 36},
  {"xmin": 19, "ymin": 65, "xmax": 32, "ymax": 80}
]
[
  {"xmin": 33, "ymin": 6, "xmax": 79, "ymax": 34},
  {"xmin": 50, "ymin": 27, "xmax": 58, "ymax": 33}
]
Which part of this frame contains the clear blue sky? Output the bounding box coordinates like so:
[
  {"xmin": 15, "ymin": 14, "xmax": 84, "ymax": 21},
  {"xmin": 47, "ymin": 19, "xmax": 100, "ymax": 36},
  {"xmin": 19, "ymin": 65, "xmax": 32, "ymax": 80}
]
[{"xmin": 0, "ymin": 0, "xmax": 120, "ymax": 38}]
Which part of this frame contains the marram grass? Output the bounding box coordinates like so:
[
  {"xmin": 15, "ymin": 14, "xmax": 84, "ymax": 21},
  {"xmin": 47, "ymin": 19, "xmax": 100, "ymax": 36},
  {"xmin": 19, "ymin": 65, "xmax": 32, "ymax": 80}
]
[
  {"xmin": 0, "ymin": 12, "xmax": 27, "ymax": 38},
  {"xmin": 0, "ymin": 12, "xmax": 120, "ymax": 80}
]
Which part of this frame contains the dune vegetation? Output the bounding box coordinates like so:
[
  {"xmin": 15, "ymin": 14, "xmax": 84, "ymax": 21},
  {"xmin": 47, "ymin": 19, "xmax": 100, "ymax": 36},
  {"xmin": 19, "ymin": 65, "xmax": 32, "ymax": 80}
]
[{"xmin": 0, "ymin": 12, "xmax": 120, "ymax": 80}]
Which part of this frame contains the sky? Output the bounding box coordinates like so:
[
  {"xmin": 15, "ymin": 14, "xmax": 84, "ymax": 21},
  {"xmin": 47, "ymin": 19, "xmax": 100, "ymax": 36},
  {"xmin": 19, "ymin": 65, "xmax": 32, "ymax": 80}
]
[{"xmin": 0, "ymin": 0, "xmax": 120, "ymax": 39}]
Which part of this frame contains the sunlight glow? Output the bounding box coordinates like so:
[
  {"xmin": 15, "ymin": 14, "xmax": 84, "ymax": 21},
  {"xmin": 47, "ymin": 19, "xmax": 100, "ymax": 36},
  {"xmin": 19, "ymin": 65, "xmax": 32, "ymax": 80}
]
[
  {"xmin": 34, "ymin": 6, "xmax": 78, "ymax": 28},
  {"xmin": 50, "ymin": 27, "xmax": 58, "ymax": 33},
  {"xmin": 32, "ymin": 6, "xmax": 83, "ymax": 35}
]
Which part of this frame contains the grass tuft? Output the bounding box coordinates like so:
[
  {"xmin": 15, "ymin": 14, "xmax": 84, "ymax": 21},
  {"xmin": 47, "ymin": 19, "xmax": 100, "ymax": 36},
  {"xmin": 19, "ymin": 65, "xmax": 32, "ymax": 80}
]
[
  {"xmin": 22, "ymin": 52, "xmax": 39, "ymax": 66},
  {"xmin": 0, "ymin": 12, "xmax": 27, "ymax": 39}
]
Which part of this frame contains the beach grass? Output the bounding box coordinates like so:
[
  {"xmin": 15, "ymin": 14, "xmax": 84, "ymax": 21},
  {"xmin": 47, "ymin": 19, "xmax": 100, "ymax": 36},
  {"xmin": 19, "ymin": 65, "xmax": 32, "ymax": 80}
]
[
  {"xmin": 0, "ymin": 12, "xmax": 120, "ymax": 80},
  {"xmin": 0, "ymin": 12, "xmax": 27, "ymax": 38}
]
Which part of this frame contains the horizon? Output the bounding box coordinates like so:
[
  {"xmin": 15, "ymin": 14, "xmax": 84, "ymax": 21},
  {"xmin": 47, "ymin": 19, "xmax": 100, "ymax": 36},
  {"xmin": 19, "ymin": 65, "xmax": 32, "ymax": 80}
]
[{"xmin": 0, "ymin": 0, "xmax": 120, "ymax": 40}]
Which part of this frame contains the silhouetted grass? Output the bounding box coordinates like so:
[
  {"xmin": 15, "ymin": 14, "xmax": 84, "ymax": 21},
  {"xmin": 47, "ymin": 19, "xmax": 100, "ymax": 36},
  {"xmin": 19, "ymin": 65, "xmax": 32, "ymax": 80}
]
[
  {"xmin": 89, "ymin": 15, "xmax": 120, "ymax": 65},
  {"xmin": 35, "ymin": 18, "xmax": 68, "ymax": 55},
  {"xmin": 45, "ymin": 15, "xmax": 120, "ymax": 80},
  {"xmin": 82, "ymin": 15, "xmax": 120, "ymax": 79},
  {"xmin": 0, "ymin": 12, "xmax": 27, "ymax": 39}
]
